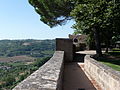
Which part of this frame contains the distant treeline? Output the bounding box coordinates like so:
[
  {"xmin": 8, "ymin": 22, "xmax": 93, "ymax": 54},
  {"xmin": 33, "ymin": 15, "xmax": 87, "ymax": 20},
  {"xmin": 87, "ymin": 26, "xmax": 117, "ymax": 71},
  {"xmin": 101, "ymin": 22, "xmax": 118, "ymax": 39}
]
[{"xmin": 0, "ymin": 39, "xmax": 55, "ymax": 57}]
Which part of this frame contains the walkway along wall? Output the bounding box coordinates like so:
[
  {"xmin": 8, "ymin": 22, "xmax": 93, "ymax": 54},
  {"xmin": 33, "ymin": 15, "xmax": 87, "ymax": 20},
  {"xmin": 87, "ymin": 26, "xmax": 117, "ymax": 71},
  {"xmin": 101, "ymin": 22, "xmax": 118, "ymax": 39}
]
[
  {"xmin": 84, "ymin": 55, "xmax": 120, "ymax": 90},
  {"xmin": 13, "ymin": 51, "xmax": 64, "ymax": 90}
]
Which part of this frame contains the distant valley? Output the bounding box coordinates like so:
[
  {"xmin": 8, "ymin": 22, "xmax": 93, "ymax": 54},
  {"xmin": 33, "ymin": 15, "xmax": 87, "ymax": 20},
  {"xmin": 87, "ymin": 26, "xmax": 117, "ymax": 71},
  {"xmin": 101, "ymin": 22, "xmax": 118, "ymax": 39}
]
[
  {"xmin": 0, "ymin": 39, "xmax": 55, "ymax": 90},
  {"xmin": 0, "ymin": 39, "xmax": 55, "ymax": 58}
]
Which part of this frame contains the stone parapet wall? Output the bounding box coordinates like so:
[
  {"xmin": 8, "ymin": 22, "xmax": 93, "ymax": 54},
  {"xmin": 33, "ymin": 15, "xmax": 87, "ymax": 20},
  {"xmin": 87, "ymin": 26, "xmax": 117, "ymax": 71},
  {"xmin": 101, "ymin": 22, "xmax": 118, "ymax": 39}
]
[
  {"xmin": 13, "ymin": 51, "xmax": 64, "ymax": 90},
  {"xmin": 84, "ymin": 55, "xmax": 120, "ymax": 90},
  {"xmin": 56, "ymin": 38, "xmax": 73, "ymax": 62}
]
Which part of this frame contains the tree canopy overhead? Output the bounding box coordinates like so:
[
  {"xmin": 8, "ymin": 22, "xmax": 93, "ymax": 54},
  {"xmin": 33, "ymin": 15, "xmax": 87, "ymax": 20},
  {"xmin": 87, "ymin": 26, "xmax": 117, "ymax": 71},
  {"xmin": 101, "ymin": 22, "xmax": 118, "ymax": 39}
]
[
  {"xmin": 29, "ymin": 0, "xmax": 75, "ymax": 27},
  {"xmin": 71, "ymin": 0, "xmax": 120, "ymax": 53},
  {"xmin": 29, "ymin": 0, "xmax": 120, "ymax": 57}
]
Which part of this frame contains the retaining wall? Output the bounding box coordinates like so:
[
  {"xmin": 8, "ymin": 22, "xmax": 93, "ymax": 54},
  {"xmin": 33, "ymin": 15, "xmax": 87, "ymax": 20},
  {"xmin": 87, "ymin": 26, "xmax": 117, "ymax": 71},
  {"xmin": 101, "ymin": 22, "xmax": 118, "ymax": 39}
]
[
  {"xmin": 84, "ymin": 55, "xmax": 120, "ymax": 90},
  {"xmin": 13, "ymin": 51, "xmax": 64, "ymax": 90}
]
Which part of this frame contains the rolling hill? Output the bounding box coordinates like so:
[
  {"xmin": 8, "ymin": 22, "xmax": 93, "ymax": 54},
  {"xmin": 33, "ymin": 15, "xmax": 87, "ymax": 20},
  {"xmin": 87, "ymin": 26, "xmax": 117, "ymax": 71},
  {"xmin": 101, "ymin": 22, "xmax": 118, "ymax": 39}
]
[{"xmin": 0, "ymin": 39, "xmax": 55, "ymax": 58}]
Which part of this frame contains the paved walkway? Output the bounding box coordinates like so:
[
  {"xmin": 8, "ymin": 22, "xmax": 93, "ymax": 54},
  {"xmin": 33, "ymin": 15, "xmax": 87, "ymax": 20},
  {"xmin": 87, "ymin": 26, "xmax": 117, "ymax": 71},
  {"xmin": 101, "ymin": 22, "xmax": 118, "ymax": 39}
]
[
  {"xmin": 63, "ymin": 62, "xmax": 97, "ymax": 90},
  {"xmin": 76, "ymin": 50, "xmax": 96, "ymax": 55},
  {"xmin": 76, "ymin": 50, "xmax": 105, "ymax": 55}
]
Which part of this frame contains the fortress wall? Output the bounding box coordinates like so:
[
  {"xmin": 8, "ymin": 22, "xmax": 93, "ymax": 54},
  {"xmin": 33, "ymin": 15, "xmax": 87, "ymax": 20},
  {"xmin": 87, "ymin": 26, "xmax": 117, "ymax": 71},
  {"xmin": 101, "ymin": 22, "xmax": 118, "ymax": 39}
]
[
  {"xmin": 56, "ymin": 38, "xmax": 73, "ymax": 62},
  {"xmin": 13, "ymin": 51, "xmax": 64, "ymax": 90},
  {"xmin": 84, "ymin": 55, "xmax": 120, "ymax": 90}
]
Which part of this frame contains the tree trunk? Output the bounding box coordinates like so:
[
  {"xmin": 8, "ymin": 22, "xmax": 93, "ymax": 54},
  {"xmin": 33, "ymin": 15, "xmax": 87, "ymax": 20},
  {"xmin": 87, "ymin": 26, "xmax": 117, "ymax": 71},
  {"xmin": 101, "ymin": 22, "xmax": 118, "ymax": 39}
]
[
  {"xmin": 105, "ymin": 41, "xmax": 109, "ymax": 53},
  {"xmin": 105, "ymin": 47, "xmax": 109, "ymax": 53},
  {"xmin": 94, "ymin": 26, "xmax": 102, "ymax": 57},
  {"xmin": 105, "ymin": 35, "xmax": 111, "ymax": 53}
]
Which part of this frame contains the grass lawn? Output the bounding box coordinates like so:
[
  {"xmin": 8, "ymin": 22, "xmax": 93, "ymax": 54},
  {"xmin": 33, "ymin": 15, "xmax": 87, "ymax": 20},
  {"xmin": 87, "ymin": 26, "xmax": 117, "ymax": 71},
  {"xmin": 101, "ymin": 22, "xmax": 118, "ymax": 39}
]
[
  {"xmin": 100, "ymin": 61, "xmax": 120, "ymax": 71},
  {"xmin": 97, "ymin": 50, "xmax": 120, "ymax": 71}
]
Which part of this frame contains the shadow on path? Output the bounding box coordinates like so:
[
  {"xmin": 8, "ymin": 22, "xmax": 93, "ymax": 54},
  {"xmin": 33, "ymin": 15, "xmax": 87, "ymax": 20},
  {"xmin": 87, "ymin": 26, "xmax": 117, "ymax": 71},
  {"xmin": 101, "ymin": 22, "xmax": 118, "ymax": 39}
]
[
  {"xmin": 63, "ymin": 62, "xmax": 96, "ymax": 90},
  {"xmin": 73, "ymin": 53, "xmax": 86, "ymax": 62}
]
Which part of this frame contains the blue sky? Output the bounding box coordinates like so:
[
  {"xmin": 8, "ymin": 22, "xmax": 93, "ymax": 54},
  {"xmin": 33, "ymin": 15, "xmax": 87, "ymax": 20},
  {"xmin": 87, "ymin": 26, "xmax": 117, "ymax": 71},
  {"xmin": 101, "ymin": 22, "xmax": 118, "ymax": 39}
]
[{"xmin": 0, "ymin": 0, "xmax": 74, "ymax": 40}]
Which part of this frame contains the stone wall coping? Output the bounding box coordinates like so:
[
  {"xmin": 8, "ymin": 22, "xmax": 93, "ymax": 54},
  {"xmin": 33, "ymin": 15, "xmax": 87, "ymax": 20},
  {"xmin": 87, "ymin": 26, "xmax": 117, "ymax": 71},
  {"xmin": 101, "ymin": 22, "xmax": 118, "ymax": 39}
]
[
  {"xmin": 56, "ymin": 38, "xmax": 72, "ymax": 40},
  {"xmin": 85, "ymin": 55, "xmax": 120, "ymax": 82},
  {"xmin": 13, "ymin": 51, "xmax": 64, "ymax": 90}
]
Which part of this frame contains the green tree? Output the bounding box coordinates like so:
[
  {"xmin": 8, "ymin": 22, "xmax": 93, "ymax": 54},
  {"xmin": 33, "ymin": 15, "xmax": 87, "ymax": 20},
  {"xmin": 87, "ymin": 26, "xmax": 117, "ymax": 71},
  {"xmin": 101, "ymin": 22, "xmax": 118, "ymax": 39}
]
[
  {"xmin": 29, "ymin": 0, "xmax": 74, "ymax": 27},
  {"xmin": 29, "ymin": 0, "xmax": 120, "ymax": 57},
  {"xmin": 34, "ymin": 57, "xmax": 50, "ymax": 67},
  {"xmin": 71, "ymin": 0, "xmax": 109, "ymax": 56},
  {"xmin": 71, "ymin": 0, "xmax": 120, "ymax": 53},
  {"xmin": 28, "ymin": 0, "xmax": 102, "ymax": 56}
]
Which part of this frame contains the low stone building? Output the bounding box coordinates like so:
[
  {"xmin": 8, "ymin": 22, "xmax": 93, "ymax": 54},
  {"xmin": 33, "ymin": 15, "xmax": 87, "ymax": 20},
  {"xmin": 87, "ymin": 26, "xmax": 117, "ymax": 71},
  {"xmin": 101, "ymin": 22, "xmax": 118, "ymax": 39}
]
[{"xmin": 69, "ymin": 34, "xmax": 87, "ymax": 51}]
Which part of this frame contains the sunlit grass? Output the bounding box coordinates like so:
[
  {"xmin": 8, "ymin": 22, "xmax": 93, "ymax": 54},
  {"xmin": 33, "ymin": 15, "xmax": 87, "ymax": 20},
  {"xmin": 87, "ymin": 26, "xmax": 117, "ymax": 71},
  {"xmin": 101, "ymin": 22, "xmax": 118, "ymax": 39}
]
[
  {"xmin": 98, "ymin": 50, "xmax": 120, "ymax": 71},
  {"xmin": 101, "ymin": 61, "xmax": 120, "ymax": 71}
]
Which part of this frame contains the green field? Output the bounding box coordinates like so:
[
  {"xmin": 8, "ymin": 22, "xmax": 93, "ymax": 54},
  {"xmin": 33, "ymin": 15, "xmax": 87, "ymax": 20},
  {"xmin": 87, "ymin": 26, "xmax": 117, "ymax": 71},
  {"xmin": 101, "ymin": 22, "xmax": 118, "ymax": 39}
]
[{"xmin": 101, "ymin": 62, "xmax": 120, "ymax": 71}]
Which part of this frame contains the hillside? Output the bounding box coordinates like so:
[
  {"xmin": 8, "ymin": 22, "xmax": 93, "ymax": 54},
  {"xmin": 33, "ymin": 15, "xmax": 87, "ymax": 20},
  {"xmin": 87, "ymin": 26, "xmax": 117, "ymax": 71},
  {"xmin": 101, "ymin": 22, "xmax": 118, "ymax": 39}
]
[
  {"xmin": 0, "ymin": 39, "xmax": 55, "ymax": 90},
  {"xmin": 0, "ymin": 39, "xmax": 55, "ymax": 58}
]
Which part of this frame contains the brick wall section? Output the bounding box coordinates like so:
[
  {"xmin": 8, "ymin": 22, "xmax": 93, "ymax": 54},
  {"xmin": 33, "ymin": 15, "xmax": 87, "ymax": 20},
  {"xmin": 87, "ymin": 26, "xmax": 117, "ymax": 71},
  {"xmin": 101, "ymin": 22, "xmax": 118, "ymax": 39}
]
[
  {"xmin": 56, "ymin": 38, "xmax": 73, "ymax": 62},
  {"xmin": 13, "ymin": 51, "xmax": 64, "ymax": 90},
  {"xmin": 84, "ymin": 55, "xmax": 120, "ymax": 90}
]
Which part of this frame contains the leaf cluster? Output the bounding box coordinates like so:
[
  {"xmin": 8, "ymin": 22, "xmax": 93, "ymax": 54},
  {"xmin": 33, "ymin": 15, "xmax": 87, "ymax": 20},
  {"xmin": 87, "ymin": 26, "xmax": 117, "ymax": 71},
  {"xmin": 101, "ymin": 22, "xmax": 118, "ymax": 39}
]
[
  {"xmin": 29, "ymin": 0, "xmax": 120, "ymax": 48},
  {"xmin": 71, "ymin": 0, "xmax": 120, "ymax": 46},
  {"xmin": 29, "ymin": 0, "xmax": 74, "ymax": 27}
]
